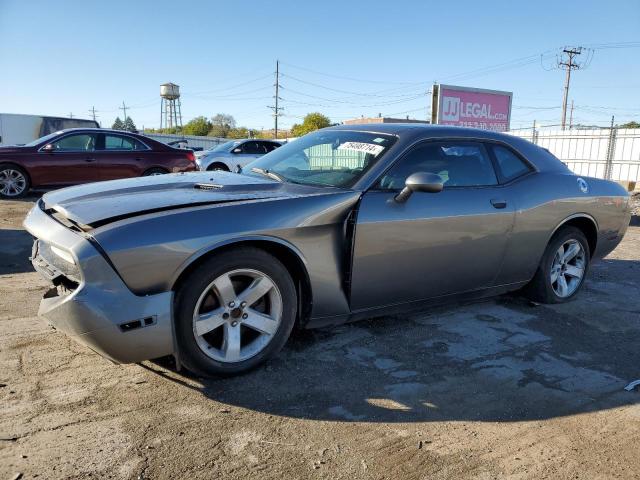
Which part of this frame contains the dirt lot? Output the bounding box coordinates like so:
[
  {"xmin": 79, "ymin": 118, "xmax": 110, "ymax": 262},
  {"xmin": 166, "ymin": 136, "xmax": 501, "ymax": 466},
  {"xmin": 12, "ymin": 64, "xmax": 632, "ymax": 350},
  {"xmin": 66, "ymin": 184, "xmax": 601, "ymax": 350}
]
[{"xmin": 1, "ymin": 195, "xmax": 639, "ymax": 480}]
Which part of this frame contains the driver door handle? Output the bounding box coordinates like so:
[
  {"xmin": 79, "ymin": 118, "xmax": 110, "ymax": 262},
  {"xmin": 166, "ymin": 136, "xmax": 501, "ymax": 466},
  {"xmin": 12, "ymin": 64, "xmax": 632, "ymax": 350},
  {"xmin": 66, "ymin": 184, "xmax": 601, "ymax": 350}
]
[{"xmin": 490, "ymin": 199, "xmax": 507, "ymax": 209}]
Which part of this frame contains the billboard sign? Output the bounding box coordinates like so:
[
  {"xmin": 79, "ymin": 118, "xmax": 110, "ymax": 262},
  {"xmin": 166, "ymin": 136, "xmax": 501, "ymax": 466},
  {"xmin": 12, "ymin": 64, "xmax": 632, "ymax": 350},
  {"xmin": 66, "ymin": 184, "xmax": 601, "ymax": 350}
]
[{"xmin": 432, "ymin": 84, "xmax": 512, "ymax": 132}]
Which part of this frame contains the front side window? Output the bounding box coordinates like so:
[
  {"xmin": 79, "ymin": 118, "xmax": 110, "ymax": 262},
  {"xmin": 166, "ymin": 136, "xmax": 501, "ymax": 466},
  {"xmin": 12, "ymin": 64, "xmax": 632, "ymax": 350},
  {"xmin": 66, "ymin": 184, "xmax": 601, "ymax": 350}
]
[
  {"xmin": 490, "ymin": 144, "xmax": 532, "ymax": 182},
  {"xmin": 378, "ymin": 141, "xmax": 498, "ymax": 190},
  {"xmin": 245, "ymin": 130, "xmax": 397, "ymax": 188},
  {"xmin": 264, "ymin": 142, "xmax": 280, "ymax": 152},
  {"xmin": 104, "ymin": 134, "xmax": 146, "ymax": 150},
  {"xmin": 241, "ymin": 142, "xmax": 264, "ymax": 154},
  {"xmin": 50, "ymin": 133, "xmax": 96, "ymax": 151}
]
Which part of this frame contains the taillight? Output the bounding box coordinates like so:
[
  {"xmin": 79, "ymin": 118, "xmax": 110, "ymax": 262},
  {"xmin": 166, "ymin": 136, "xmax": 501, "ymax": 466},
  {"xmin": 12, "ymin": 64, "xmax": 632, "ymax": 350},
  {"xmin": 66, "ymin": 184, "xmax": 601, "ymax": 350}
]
[{"xmin": 185, "ymin": 151, "xmax": 196, "ymax": 162}]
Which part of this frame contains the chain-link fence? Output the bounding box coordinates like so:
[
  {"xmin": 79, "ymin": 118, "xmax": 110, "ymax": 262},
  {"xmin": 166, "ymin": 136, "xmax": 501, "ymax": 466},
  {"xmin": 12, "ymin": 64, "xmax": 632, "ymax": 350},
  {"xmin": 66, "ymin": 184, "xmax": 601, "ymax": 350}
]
[{"xmin": 509, "ymin": 127, "xmax": 640, "ymax": 184}]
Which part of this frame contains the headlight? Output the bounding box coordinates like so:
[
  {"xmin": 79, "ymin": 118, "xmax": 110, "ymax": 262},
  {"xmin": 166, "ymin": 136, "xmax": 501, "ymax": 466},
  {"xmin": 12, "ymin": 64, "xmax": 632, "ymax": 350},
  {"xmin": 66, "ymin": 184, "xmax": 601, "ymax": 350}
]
[{"xmin": 50, "ymin": 245, "xmax": 76, "ymax": 265}]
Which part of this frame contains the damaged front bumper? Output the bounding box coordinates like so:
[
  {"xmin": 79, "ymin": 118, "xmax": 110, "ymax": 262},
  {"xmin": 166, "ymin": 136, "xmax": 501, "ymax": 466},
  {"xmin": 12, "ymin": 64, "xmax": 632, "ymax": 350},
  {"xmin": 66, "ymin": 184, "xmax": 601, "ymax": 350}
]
[{"xmin": 23, "ymin": 202, "xmax": 175, "ymax": 364}]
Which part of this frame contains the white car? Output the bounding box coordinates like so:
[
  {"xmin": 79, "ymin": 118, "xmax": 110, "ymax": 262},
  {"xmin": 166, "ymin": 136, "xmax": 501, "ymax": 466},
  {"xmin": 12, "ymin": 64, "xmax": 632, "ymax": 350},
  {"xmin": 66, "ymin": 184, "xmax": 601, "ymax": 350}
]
[{"xmin": 196, "ymin": 139, "xmax": 282, "ymax": 171}]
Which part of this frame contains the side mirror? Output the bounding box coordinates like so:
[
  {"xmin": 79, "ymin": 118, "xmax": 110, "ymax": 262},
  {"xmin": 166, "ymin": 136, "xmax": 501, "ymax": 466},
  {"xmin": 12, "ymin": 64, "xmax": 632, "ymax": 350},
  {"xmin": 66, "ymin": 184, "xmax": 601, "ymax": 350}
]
[
  {"xmin": 42, "ymin": 143, "xmax": 55, "ymax": 153},
  {"xmin": 232, "ymin": 148, "xmax": 242, "ymax": 154},
  {"xmin": 395, "ymin": 172, "xmax": 444, "ymax": 203}
]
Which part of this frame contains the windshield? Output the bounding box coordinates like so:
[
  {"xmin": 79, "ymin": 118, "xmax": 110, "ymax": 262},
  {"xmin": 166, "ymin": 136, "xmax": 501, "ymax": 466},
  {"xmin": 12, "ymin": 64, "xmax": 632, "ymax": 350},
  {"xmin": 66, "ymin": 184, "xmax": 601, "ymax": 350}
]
[
  {"xmin": 244, "ymin": 130, "xmax": 396, "ymax": 188},
  {"xmin": 24, "ymin": 131, "xmax": 65, "ymax": 147},
  {"xmin": 209, "ymin": 140, "xmax": 240, "ymax": 153}
]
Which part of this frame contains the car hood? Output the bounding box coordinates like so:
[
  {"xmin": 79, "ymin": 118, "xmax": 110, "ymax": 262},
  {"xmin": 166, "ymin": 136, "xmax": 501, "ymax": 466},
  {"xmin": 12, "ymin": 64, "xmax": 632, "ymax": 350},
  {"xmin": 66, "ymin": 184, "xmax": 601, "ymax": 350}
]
[
  {"xmin": 41, "ymin": 171, "xmax": 343, "ymax": 228},
  {"xmin": 0, "ymin": 145, "xmax": 30, "ymax": 153}
]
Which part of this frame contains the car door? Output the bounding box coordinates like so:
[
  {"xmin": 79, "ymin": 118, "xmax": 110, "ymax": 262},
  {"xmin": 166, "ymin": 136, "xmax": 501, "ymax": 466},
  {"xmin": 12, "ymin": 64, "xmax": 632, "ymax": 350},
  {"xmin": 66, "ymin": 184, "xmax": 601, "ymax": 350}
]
[
  {"xmin": 35, "ymin": 132, "xmax": 99, "ymax": 185},
  {"xmin": 231, "ymin": 141, "xmax": 265, "ymax": 169},
  {"xmin": 96, "ymin": 133, "xmax": 150, "ymax": 180},
  {"xmin": 350, "ymin": 140, "xmax": 515, "ymax": 311}
]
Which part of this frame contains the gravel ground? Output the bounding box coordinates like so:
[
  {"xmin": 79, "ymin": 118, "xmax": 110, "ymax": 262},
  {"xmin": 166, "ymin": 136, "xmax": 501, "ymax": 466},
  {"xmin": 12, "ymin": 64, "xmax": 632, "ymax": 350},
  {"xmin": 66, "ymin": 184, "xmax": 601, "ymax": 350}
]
[{"xmin": 1, "ymin": 195, "xmax": 639, "ymax": 480}]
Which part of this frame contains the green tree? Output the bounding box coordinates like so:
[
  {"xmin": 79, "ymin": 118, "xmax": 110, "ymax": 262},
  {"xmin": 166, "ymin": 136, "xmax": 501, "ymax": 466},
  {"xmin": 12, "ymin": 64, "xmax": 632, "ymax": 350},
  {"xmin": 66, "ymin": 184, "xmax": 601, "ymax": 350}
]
[
  {"xmin": 183, "ymin": 116, "xmax": 212, "ymax": 136},
  {"xmin": 620, "ymin": 121, "xmax": 640, "ymax": 129},
  {"xmin": 123, "ymin": 116, "xmax": 137, "ymax": 132},
  {"xmin": 112, "ymin": 117, "xmax": 124, "ymax": 130},
  {"xmin": 227, "ymin": 127, "xmax": 253, "ymax": 139},
  {"xmin": 290, "ymin": 112, "xmax": 331, "ymax": 137},
  {"xmin": 208, "ymin": 113, "xmax": 236, "ymax": 138}
]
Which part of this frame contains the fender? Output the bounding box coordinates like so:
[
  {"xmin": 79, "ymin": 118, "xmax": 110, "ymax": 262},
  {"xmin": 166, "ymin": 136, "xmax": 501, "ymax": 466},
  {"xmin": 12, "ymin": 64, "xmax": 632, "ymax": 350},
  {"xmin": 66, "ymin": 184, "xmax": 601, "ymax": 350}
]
[{"xmin": 169, "ymin": 233, "xmax": 310, "ymax": 292}]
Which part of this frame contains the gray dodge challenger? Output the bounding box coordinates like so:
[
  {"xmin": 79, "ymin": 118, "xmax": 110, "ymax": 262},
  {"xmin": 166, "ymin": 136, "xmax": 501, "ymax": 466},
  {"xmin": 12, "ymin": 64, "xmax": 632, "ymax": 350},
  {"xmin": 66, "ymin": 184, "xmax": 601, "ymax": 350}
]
[{"xmin": 24, "ymin": 124, "xmax": 631, "ymax": 376}]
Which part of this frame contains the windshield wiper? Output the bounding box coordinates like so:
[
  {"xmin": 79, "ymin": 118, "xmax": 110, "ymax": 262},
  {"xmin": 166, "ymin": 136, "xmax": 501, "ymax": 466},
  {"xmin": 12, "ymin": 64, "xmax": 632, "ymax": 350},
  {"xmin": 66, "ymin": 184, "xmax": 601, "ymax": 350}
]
[{"xmin": 250, "ymin": 167, "xmax": 285, "ymax": 183}]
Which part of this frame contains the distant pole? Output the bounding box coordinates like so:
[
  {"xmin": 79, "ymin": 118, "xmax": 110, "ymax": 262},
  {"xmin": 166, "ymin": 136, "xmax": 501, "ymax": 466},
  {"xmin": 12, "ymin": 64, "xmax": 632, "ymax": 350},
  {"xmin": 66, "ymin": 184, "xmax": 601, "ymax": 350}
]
[
  {"xmin": 268, "ymin": 60, "xmax": 283, "ymax": 140},
  {"xmin": 69, "ymin": 112, "xmax": 73, "ymax": 119},
  {"xmin": 120, "ymin": 101, "xmax": 128, "ymax": 122},
  {"xmin": 89, "ymin": 106, "xmax": 97, "ymax": 122},
  {"xmin": 569, "ymin": 100, "xmax": 574, "ymax": 129}
]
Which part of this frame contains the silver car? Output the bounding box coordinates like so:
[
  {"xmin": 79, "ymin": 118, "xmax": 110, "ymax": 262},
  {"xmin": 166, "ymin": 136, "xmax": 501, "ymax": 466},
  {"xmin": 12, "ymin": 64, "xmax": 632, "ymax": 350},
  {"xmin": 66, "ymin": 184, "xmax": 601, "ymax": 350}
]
[
  {"xmin": 24, "ymin": 124, "xmax": 631, "ymax": 376},
  {"xmin": 196, "ymin": 139, "xmax": 282, "ymax": 172}
]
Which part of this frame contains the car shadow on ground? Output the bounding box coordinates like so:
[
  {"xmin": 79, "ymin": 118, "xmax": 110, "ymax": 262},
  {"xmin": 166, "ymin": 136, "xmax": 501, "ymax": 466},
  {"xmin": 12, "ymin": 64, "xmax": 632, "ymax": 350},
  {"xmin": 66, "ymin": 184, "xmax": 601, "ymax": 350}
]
[
  {"xmin": 0, "ymin": 229, "xmax": 34, "ymax": 274},
  {"xmin": 146, "ymin": 257, "xmax": 640, "ymax": 424}
]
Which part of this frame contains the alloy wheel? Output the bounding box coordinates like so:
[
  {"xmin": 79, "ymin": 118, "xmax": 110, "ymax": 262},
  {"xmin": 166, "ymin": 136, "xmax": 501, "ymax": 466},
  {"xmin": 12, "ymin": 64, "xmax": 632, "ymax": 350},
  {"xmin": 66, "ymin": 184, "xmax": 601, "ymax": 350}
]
[
  {"xmin": 0, "ymin": 169, "xmax": 27, "ymax": 197},
  {"xmin": 550, "ymin": 239, "xmax": 586, "ymax": 298},
  {"xmin": 192, "ymin": 268, "xmax": 282, "ymax": 363}
]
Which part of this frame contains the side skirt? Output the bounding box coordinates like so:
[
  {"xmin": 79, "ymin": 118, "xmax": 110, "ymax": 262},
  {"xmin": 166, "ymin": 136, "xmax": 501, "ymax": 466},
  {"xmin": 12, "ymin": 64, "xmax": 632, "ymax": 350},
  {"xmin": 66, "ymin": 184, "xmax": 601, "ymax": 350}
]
[{"xmin": 305, "ymin": 281, "xmax": 529, "ymax": 329}]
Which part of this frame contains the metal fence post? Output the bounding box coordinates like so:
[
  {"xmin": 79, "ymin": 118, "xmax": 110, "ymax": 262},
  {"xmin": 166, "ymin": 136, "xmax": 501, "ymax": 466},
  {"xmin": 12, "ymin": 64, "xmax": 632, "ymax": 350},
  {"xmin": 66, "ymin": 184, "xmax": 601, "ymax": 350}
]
[
  {"xmin": 604, "ymin": 116, "xmax": 616, "ymax": 180},
  {"xmin": 532, "ymin": 120, "xmax": 538, "ymax": 144}
]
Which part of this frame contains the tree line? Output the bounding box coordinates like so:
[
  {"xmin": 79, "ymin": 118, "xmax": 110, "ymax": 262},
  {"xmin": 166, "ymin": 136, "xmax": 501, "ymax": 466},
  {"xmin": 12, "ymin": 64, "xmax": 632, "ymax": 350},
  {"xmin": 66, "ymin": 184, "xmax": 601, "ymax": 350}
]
[{"xmin": 143, "ymin": 112, "xmax": 332, "ymax": 139}]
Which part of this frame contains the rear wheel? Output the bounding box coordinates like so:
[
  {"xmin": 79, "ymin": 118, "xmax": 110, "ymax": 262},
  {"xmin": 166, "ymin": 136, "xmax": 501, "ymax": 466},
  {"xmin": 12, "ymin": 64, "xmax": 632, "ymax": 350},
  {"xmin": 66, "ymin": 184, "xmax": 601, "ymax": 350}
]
[
  {"xmin": 142, "ymin": 167, "xmax": 168, "ymax": 176},
  {"xmin": 0, "ymin": 164, "xmax": 30, "ymax": 198},
  {"xmin": 523, "ymin": 226, "xmax": 590, "ymax": 303},
  {"xmin": 174, "ymin": 247, "xmax": 297, "ymax": 377}
]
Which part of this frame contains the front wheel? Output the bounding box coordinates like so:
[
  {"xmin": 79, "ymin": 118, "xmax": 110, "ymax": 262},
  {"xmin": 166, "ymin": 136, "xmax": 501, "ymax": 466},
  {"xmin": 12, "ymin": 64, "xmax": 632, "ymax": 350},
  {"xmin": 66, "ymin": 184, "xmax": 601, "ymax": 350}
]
[
  {"xmin": 0, "ymin": 164, "xmax": 30, "ymax": 198},
  {"xmin": 174, "ymin": 247, "xmax": 297, "ymax": 377},
  {"xmin": 523, "ymin": 226, "xmax": 590, "ymax": 303}
]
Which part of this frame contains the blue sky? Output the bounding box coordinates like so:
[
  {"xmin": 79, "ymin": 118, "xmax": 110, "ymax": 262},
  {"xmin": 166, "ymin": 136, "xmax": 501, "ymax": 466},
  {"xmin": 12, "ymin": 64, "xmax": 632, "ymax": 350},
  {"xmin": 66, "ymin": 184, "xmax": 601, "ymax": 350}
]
[{"xmin": 1, "ymin": 0, "xmax": 638, "ymax": 130}]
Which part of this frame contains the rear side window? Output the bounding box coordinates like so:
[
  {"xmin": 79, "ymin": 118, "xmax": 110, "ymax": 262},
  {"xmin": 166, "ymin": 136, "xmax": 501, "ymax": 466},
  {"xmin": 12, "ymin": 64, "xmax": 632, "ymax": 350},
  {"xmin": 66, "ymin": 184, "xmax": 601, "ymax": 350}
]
[
  {"xmin": 264, "ymin": 142, "xmax": 280, "ymax": 152},
  {"xmin": 490, "ymin": 145, "xmax": 532, "ymax": 182},
  {"xmin": 104, "ymin": 134, "xmax": 147, "ymax": 151}
]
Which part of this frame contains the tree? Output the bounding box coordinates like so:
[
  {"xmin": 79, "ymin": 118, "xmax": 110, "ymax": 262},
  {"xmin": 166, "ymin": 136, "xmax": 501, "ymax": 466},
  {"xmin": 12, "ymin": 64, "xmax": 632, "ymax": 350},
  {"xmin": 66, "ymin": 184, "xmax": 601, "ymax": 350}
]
[
  {"xmin": 183, "ymin": 116, "xmax": 212, "ymax": 136},
  {"xmin": 123, "ymin": 116, "xmax": 137, "ymax": 133},
  {"xmin": 112, "ymin": 117, "xmax": 124, "ymax": 130},
  {"xmin": 620, "ymin": 121, "xmax": 640, "ymax": 129},
  {"xmin": 209, "ymin": 113, "xmax": 236, "ymax": 138},
  {"xmin": 290, "ymin": 113, "xmax": 331, "ymax": 137}
]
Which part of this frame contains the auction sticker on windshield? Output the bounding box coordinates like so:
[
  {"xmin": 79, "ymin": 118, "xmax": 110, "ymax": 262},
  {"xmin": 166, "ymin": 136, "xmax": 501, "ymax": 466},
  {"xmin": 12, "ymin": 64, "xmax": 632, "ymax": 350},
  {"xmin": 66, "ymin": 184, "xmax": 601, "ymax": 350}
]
[{"xmin": 337, "ymin": 142, "xmax": 385, "ymax": 156}]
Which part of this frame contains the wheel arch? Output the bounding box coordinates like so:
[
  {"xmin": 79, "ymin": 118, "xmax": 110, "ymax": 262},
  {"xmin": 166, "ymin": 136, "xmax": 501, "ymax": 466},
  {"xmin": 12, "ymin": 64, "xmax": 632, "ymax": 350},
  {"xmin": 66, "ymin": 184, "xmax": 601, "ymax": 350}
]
[
  {"xmin": 171, "ymin": 236, "xmax": 313, "ymax": 325},
  {"xmin": 549, "ymin": 213, "xmax": 598, "ymax": 258},
  {"xmin": 206, "ymin": 161, "xmax": 230, "ymax": 171}
]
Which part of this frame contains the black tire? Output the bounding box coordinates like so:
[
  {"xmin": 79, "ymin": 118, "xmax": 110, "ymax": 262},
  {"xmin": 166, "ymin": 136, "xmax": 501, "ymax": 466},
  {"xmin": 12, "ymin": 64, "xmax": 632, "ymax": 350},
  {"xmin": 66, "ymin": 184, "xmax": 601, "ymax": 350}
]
[
  {"xmin": 522, "ymin": 226, "xmax": 590, "ymax": 304},
  {"xmin": 0, "ymin": 163, "xmax": 30, "ymax": 199},
  {"xmin": 207, "ymin": 162, "xmax": 229, "ymax": 172},
  {"xmin": 174, "ymin": 247, "xmax": 297, "ymax": 377},
  {"xmin": 142, "ymin": 167, "xmax": 169, "ymax": 176}
]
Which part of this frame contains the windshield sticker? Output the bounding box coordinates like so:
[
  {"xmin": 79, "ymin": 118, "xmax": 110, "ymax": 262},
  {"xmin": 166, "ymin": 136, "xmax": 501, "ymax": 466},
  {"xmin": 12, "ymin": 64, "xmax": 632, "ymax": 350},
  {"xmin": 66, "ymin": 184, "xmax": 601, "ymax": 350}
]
[
  {"xmin": 372, "ymin": 137, "xmax": 386, "ymax": 143},
  {"xmin": 337, "ymin": 142, "xmax": 385, "ymax": 156}
]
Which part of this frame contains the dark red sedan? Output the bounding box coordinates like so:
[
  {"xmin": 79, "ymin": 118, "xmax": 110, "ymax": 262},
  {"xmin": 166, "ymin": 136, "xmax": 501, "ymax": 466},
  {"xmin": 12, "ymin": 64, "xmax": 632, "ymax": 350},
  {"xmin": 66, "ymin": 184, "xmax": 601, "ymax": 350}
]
[{"xmin": 0, "ymin": 128, "xmax": 197, "ymax": 198}]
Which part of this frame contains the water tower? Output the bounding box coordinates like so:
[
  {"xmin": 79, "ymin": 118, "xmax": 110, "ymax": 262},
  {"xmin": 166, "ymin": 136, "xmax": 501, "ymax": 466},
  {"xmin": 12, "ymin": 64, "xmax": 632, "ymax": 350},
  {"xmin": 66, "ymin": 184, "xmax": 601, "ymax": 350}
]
[{"xmin": 160, "ymin": 82, "xmax": 183, "ymax": 131}]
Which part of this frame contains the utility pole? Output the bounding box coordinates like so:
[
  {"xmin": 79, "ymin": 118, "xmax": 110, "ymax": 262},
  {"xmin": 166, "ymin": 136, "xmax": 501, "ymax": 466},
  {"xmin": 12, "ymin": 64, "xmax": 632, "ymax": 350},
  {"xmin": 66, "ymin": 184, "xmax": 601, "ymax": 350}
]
[
  {"xmin": 268, "ymin": 60, "xmax": 283, "ymax": 139},
  {"xmin": 569, "ymin": 100, "xmax": 574, "ymax": 129},
  {"xmin": 69, "ymin": 112, "xmax": 73, "ymax": 119},
  {"xmin": 120, "ymin": 101, "xmax": 128, "ymax": 122},
  {"xmin": 89, "ymin": 106, "xmax": 98, "ymax": 122},
  {"xmin": 557, "ymin": 47, "xmax": 590, "ymax": 130}
]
